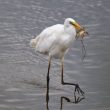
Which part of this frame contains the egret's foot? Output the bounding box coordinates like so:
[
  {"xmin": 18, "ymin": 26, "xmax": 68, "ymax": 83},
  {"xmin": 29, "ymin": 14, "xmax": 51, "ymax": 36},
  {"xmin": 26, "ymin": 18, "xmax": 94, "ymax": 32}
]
[{"xmin": 74, "ymin": 84, "xmax": 84, "ymax": 96}]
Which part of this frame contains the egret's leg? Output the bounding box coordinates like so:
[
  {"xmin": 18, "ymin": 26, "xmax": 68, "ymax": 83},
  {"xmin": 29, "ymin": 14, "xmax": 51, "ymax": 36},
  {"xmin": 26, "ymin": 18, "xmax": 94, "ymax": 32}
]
[
  {"xmin": 46, "ymin": 57, "xmax": 51, "ymax": 109},
  {"xmin": 61, "ymin": 59, "xmax": 84, "ymax": 95}
]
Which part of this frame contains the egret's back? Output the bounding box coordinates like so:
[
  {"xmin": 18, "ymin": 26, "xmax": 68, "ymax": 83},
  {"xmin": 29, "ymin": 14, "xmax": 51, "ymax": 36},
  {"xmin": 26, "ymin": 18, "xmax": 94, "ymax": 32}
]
[{"xmin": 30, "ymin": 24, "xmax": 64, "ymax": 54}]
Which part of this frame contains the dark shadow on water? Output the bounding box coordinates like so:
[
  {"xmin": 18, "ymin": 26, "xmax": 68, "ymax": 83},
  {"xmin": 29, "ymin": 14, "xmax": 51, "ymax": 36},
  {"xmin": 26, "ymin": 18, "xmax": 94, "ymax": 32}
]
[{"xmin": 46, "ymin": 93, "xmax": 85, "ymax": 110}]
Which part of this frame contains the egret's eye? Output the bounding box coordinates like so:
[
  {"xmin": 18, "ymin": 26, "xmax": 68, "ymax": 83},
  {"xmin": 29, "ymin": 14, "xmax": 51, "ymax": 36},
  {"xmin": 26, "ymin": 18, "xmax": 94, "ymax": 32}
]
[
  {"xmin": 70, "ymin": 21, "xmax": 73, "ymax": 25},
  {"xmin": 69, "ymin": 21, "xmax": 75, "ymax": 26}
]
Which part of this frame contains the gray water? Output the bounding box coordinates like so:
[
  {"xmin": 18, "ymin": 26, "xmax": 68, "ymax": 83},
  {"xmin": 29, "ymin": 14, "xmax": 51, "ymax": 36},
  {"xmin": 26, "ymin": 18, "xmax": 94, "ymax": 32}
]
[{"xmin": 0, "ymin": 0, "xmax": 110, "ymax": 110}]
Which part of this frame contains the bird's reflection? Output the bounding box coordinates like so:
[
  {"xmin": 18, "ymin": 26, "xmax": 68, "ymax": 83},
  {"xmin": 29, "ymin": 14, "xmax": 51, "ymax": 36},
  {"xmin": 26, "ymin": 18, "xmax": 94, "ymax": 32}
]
[
  {"xmin": 60, "ymin": 94, "xmax": 85, "ymax": 110},
  {"xmin": 46, "ymin": 93, "xmax": 85, "ymax": 110}
]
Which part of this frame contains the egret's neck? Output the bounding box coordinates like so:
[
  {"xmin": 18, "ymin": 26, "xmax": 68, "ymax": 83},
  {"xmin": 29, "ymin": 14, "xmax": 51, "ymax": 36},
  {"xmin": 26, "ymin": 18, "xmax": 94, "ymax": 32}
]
[
  {"xmin": 63, "ymin": 25, "xmax": 76, "ymax": 47},
  {"xmin": 64, "ymin": 25, "xmax": 76, "ymax": 38}
]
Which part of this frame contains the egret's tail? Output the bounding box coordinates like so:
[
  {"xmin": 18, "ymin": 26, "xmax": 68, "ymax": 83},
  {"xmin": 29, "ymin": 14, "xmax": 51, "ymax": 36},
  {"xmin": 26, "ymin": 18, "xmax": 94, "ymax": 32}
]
[{"xmin": 30, "ymin": 38, "xmax": 37, "ymax": 48}]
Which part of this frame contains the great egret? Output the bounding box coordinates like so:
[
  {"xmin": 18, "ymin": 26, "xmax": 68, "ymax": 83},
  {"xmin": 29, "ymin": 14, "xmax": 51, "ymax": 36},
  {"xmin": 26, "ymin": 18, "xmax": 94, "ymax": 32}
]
[{"xmin": 30, "ymin": 18, "xmax": 88, "ymax": 107}]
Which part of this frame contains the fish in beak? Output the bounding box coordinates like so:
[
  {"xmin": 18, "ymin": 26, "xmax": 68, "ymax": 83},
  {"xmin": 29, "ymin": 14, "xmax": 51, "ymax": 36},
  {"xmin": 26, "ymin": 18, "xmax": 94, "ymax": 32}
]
[{"xmin": 70, "ymin": 20, "xmax": 89, "ymax": 38}]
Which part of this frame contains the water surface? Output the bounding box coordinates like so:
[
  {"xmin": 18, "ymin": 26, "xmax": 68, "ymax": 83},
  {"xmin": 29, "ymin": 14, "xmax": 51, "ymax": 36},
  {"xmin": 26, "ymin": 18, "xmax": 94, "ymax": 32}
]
[{"xmin": 0, "ymin": 0, "xmax": 110, "ymax": 110}]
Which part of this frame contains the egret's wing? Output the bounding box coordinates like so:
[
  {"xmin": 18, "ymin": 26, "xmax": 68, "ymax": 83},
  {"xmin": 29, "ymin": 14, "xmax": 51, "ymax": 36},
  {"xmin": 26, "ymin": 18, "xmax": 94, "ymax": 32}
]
[
  {"xmin": 35, "ymin": 24, "xmax": 64, "ymax": 53},
  {"xmin": 36, "ymin": 24, "xmax": 63, "ymax": 43}
]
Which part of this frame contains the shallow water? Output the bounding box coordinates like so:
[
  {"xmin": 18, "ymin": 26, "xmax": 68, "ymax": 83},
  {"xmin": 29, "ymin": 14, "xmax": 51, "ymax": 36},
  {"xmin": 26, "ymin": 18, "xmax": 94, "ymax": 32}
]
[{"xmin": 0, "ymin": 0, "xmax": 110, "ymax": 110}]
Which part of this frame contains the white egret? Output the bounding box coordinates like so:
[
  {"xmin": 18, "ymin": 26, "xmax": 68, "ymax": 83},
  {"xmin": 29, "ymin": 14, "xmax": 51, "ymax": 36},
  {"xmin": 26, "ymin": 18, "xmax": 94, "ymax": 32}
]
[{"xmin": 30, "ymin": 18, "xmax": 88, "ymax": 106}]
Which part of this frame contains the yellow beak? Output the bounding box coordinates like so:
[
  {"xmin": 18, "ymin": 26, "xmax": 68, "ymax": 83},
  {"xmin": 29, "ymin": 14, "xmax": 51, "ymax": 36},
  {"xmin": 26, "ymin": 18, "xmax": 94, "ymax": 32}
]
[
  {"xmin": 70, "ymin": 21, "xmax": 82, "ymax": 30},
  {"xmin": 74, "ymin": 22, "xmax": 82, "ymax": 30}
]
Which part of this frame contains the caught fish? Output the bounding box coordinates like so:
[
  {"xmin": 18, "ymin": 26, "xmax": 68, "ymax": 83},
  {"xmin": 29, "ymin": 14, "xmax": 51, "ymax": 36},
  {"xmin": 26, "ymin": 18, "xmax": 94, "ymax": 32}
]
[{"xmin": 76, "ymin": 27, "xmax": 89, "ymax": 39}]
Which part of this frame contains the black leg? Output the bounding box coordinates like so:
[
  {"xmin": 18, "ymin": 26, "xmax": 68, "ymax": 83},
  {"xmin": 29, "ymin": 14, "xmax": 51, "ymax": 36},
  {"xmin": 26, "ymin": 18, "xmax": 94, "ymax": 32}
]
[
  {"xmin": 61, "ymin": 59, "xmax": 84, "ymax": 96},
  {"xmin": 46, "ymin": 57, "xmax": 51, "ymax": 110}
]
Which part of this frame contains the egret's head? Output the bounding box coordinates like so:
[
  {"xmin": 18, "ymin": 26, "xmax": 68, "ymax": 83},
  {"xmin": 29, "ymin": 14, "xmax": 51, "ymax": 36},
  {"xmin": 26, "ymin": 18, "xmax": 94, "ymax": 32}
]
[
  {"xmin": 64, "ymin": 18, "xmax": 88, "ymax": 38},
  {"xmin": 64, "ymin": 18, "xmax": 82, "ymax": 30}
]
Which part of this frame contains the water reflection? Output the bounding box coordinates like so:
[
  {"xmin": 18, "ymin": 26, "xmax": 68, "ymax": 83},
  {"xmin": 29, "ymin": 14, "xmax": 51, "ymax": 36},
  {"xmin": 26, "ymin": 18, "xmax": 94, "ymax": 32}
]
[
  {"xmin": 60, "ymin": 95, "xmax": 85, "ymax": 110},
  {"xmin": 46, "ymin": 93, "xmax": 85, "ymax": 110}
]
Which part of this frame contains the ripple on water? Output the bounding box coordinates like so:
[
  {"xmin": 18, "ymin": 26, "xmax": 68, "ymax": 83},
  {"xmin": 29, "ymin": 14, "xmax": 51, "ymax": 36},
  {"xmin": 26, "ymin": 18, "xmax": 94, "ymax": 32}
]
[
  {"xmin": 5, "ymin": 88, "xmax": 23, "ymax": 92},
  {"xmin": 5, "ymin": 99, "xmax": 23, "ymax": 103},
  {"xmin": 0, "ymin": 104, "xmax": 11, "ymax": 108}
]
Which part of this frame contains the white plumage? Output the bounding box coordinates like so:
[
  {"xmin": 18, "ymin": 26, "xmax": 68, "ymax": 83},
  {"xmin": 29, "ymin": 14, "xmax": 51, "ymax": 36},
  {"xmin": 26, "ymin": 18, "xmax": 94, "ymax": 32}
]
[{"xmin": 30, "ymin": 18, "xmax": 78, "ymax": 59}]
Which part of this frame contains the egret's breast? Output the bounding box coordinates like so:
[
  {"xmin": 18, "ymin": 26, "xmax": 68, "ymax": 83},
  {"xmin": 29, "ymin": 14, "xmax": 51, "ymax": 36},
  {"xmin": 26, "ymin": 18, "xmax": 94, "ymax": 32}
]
[{"xmin": 49, "ymin": 43, "xmax": 67, "ymax": 59}]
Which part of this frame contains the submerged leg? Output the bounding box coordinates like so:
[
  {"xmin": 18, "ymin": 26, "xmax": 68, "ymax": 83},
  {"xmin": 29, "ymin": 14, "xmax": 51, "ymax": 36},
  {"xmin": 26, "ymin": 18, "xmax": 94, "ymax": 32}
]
[
  {"xmin": 61, "ymin": 58, "xmax": 84, "ymax": 95},
  {"xmin": 46, "ymin": 57, "xmax": 51, "ymax": 110}
]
